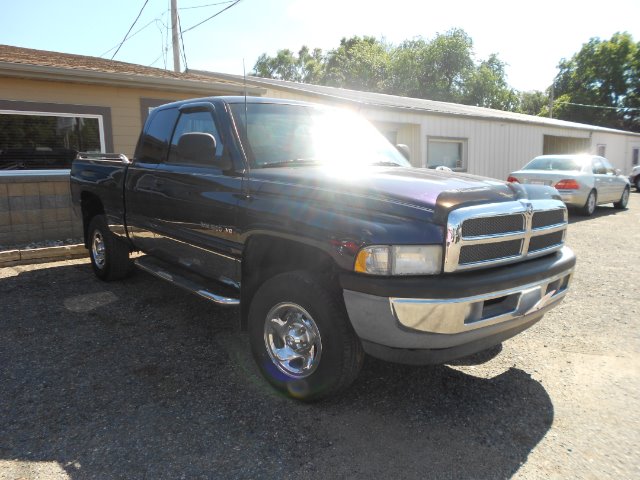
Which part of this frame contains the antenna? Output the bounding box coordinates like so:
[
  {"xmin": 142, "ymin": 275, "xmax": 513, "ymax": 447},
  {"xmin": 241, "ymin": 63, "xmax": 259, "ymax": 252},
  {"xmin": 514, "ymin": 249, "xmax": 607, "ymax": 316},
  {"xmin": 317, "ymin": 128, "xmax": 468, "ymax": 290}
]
[{"xmin": 243, "ymin": 58, "xmax": 248, "ymax": 139}]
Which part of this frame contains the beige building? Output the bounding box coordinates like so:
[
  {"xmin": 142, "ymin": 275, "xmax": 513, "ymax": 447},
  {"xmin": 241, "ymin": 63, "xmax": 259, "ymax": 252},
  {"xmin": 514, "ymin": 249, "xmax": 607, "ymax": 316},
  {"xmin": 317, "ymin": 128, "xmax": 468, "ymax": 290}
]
[
  {"xmin": 0, "ymin": 44, "xmax": 264, "ymax": 165},
  {"xmin": 0, "ymin": 44, "xmax": 265, "ymax": 249}
]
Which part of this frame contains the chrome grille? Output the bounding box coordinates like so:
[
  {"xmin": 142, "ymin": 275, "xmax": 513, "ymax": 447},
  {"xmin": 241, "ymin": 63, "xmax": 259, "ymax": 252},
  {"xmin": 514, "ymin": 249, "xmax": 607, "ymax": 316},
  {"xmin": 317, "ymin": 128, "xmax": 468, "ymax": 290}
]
[
  {"xmin": 532, "ymin": 210, "xmax": 565, "ymax": 229},
  {"xmin": 444, "ymin": 200, "xmax": 568, "ymax": 272},
  {"xmin": 459, "ymin": 240, "xmax": 522, "ymax": 265},
  {"xmin": 461, "ymin": 214, "xmax": 524, "ymax": 237},
  {"xmin": 529, "ymin": 231, "xmax": 564, "ymax": 252}
]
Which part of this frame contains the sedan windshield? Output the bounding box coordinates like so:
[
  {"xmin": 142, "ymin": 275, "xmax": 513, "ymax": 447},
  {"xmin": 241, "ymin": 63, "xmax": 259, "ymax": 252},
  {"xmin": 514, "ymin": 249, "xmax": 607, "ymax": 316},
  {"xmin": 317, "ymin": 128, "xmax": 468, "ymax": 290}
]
[
  {"xmin": 230, "ymin": 103, "xmax": 411, "ymax": 169},
  {"xmin": 523, "ymin": 157, "xmax": 584, "ymax": 171}
]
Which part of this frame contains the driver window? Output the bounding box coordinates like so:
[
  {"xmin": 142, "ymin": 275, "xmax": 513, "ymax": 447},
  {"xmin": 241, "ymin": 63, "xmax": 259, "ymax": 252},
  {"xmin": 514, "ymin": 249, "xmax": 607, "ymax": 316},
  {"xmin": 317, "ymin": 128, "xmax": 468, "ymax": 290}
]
[
  {"xmin": 167, "ymin": 110, "xmax": 223, "ymax": 164},
  {"xmin": 592, "ymin": 159, "xmax": 606, "ymax": 175},
  {"xmin": 601, "ymin": 158, "xmax": 616, "ymax": 175}
]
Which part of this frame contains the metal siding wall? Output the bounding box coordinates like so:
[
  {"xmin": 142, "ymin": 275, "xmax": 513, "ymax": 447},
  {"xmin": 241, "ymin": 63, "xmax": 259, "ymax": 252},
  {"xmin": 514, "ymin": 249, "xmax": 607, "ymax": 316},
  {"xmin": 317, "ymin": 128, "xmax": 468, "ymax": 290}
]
[
  {"xmin": 591, "ymin": 132, "xmax": 629, "ymax": 171},
  {"xmin": 627, "ymin": 139, "xmax": 640, "ymax": 172}
]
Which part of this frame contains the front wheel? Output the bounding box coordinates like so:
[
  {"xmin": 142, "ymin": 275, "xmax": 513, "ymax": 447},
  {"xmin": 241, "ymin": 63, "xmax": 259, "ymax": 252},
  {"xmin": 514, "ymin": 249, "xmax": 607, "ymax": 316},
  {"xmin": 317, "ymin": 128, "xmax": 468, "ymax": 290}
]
[
  {"xmin": 614, "ymin": 187, "xmax": 630, "ymax": 209},
  {"xmin": 579, "ymin": 189, "xmax": 597, "ymax": 216},
  {"xmin": 248, "ymin": 271, "xmax": 364, "ymax": 401},
  {"xmin": 87, "ymin": 214, "xmax": 132, "ymax": 281}
]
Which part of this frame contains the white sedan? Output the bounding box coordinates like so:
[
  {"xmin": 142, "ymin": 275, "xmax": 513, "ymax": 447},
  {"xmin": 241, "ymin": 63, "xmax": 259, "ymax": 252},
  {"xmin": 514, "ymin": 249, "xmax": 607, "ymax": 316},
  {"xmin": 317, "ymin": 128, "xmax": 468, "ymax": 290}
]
[{"xmin": 508, "ymin": 154, "xmax": 630, "ymax": 216}]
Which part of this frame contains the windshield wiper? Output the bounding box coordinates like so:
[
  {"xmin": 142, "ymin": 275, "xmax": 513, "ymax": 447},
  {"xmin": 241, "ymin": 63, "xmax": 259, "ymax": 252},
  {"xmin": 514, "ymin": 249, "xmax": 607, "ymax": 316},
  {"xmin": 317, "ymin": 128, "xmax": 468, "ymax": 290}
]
[{"xmin": 260, "ymin": 159, "xmax": 320, "ymax": 168}]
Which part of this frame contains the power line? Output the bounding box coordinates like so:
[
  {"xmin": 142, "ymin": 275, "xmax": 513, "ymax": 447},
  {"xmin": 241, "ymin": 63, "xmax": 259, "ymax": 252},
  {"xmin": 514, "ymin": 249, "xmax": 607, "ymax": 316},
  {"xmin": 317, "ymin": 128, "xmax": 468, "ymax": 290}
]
[
  {"xmin": 178, "ymin": 12, "xmax": 189, "ymax": 70},
  {"xmin": 164, "ymin": 0, "xmax": 171, "ymax": 69},
  {"xmin": 148, "ymin": 53, "xmax": 164, "ymax": 67},
  {"xmin": 111, "ymin": 0, "xmax": 150, "ymax": 60},
  {"xmin": 100, "ymin": 18, "xmax": 157, "ymax": 57},
  {"xmin": 180, "ymin": 1, "xmax": 234, "ymax": 10},
  {"xmin": 181, "ymin": 0, "xmax": 242, "ymax": 34},
  {"xmin": 556, "ymin": 101, "xmax": 640, "ymax": 112}
]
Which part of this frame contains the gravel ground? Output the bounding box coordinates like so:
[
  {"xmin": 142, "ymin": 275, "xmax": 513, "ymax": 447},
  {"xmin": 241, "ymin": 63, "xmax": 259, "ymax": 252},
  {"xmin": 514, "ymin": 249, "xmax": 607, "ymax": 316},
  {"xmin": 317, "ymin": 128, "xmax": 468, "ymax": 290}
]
[{"xmin": 1, "ymin": 194, "xmax": 639, "ymax": 480}]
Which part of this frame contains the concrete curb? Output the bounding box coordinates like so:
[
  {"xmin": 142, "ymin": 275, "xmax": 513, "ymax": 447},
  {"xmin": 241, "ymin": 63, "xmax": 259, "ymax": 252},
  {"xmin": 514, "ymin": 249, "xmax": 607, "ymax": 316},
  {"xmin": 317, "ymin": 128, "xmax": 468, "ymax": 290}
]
[{"xmin": 0, "ymin": 244, "xmax": 86, "ymax": 268}]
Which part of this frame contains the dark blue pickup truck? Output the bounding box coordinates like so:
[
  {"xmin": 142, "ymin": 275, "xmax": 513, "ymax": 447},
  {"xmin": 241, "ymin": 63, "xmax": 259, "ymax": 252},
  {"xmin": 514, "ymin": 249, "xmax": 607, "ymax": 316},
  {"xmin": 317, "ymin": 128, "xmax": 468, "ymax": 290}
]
[{"xmin": 71, "ymin": 96, "xmax": 576, "ymax": 400}]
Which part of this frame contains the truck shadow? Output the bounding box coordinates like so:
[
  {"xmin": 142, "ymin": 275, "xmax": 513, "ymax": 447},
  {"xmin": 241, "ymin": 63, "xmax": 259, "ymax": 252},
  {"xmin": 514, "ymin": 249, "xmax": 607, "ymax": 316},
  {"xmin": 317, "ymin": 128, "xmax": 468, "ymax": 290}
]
[{"xmin": 1, "ymin": 262, "xmax": 553, "ymax": 479}]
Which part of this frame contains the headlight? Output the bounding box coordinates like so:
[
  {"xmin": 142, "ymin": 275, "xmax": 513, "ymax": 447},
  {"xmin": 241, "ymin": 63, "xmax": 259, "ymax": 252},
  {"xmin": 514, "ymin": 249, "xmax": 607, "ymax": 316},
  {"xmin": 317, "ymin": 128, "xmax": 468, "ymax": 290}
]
[{"xmin": 354, "ymin": 245, "xmax": 443, "ymax": 275}]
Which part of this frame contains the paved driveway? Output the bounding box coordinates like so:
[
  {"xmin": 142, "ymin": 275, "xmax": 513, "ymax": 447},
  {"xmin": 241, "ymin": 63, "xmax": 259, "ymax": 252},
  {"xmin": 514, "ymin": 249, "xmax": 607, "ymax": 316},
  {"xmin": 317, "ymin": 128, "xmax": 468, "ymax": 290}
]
[{"xmin": 1, "ymin": 195, "xmax": 639, "ymax": 479}]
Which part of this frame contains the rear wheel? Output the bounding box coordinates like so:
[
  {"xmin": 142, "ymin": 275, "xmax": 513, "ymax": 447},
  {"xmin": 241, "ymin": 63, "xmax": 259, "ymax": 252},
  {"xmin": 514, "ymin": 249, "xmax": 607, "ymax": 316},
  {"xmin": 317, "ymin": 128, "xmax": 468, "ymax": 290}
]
[
  {"xmin": 579, "ymin": 189, "xmax": 597, "ymax": 216},
  {"xmin": 614, "ymin": 187, "xmax": 630, "ymax": 209},
  {"xmin": 248, "ymin": 271, "xmax": 364, "ymax": 401},
  {"xmin": 88, "ymin": 214, "xmax": 132, "ymax": 281},
  {"xmin": 635, "ymin": 177, "xmax": 640, "ymax": 191}
]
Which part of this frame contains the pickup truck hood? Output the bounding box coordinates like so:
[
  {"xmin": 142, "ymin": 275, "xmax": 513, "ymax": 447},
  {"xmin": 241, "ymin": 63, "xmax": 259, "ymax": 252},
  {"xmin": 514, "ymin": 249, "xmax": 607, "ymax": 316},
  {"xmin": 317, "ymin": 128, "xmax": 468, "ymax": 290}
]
[{"xmin": 248, "ymin": 166, "xmax": 535, "ymax": 222}]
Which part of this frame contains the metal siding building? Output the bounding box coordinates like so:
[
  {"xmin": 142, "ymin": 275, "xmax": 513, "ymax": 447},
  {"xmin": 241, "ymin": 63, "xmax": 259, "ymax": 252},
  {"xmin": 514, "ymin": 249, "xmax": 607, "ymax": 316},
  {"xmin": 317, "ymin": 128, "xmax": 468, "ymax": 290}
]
[{"xmin": 193, "ymin": 71, "xmax": 640, "ymax": 180}]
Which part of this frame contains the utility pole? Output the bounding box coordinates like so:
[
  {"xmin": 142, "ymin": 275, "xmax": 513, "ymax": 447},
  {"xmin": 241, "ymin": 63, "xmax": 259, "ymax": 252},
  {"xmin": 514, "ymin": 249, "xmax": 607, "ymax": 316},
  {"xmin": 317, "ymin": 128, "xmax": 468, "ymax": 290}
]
[
  {"xmin": 549, "ymin": 83, "xmax": 554, "ymax": 119},
  {"xmin": 171, "ymin": 0, "xmax": 181, "ymax": 72}
]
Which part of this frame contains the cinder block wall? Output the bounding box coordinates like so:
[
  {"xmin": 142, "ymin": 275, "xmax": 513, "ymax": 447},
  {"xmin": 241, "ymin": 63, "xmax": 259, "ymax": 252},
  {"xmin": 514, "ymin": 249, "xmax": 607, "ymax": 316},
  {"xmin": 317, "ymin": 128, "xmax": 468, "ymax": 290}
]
[{"xmin": 0, "ymin": 171, "xmax": 83, "ymax": 248}]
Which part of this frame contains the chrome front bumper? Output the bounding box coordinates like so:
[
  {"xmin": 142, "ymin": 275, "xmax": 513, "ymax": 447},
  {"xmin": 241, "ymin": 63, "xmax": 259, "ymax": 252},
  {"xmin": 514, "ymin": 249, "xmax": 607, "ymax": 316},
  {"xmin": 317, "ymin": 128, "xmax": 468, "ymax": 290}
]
[
  {"xmin": 389, "ymin": 269, "xmax": 571, "ymax": 335},
  {"xmin": 342, "ymin": 262, "xmax": 574, "ymax": 362}
]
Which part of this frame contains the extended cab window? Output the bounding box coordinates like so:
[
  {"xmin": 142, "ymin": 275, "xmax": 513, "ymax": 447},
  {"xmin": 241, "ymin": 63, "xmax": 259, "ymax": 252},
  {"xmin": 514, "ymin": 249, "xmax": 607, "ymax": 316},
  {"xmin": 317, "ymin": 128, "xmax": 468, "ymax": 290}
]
[
  {"xmin": 167, "ymin": 110, "xmax": 223, "ymax": 165},
  {"xmin": 136, "ymin": 107, "xmax": 179, "ymax": 163}
]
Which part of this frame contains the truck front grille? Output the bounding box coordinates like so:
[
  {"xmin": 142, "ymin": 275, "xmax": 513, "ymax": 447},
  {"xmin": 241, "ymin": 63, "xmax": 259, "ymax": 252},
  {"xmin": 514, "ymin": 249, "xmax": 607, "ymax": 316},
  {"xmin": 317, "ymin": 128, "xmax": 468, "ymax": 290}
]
[
  {"xmin": 444, "ymin": 200, "xmax": 568, "ymax": 272},
  {"xmin": 532, "ymin": 209, "xmax": 565, "ymax": 229},
  {"xmin": 528, "ymin": 230, "xmax": 564, "ymax": 252},
  {"xmin": 461, "ymin": 214, "xmax": 524, "ymax": 237},
  {"xmin": 459, "ymin": 240, "xmax": 522, "ymax": 264}
]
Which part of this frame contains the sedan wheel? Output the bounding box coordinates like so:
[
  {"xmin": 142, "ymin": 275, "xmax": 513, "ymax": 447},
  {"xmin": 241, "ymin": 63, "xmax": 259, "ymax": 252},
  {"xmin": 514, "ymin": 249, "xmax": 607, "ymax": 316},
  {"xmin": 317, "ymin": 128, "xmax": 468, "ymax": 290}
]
[
  {"xmin": 580, "ymin": 190, "xmax": 597, "ymax": 216},
  {"xmin": 614, "ymin": 187, "xmax": 630, "ymax": 210}
]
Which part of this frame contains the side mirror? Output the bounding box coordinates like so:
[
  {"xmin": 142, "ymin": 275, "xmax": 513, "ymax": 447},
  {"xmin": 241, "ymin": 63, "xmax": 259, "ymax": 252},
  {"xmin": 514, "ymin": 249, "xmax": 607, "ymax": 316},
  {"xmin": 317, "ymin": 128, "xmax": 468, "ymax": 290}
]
[
  {"xmin": 396, "ymin": 144, "xmax": 411, "ymax": 162},
  {"xmin": 177, "ymin": 132, "xmax": 232, "ymax": 170},
  {"xmin": 615, "ymin": 168, "xmax": 622, "ymax": 176},
  {"xmin": 178, "ymin": 132, "xmax": 216, "ymax": 163}
]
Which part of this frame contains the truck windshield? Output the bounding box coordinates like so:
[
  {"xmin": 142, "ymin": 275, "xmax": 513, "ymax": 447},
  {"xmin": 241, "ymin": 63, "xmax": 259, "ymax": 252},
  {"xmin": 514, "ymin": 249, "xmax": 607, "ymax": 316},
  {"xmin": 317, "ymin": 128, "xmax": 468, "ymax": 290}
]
[{"xmin": 230, "ymin": 103, "xmax": 411, "ymax": 169}]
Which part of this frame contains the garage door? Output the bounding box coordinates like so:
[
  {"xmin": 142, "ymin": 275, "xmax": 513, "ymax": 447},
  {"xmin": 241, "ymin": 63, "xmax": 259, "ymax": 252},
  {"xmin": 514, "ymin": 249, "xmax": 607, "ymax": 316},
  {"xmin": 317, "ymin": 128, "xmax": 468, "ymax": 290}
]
[{"xmin": 543, "ymin": 135, "xmax": 590, "ymax": 155}]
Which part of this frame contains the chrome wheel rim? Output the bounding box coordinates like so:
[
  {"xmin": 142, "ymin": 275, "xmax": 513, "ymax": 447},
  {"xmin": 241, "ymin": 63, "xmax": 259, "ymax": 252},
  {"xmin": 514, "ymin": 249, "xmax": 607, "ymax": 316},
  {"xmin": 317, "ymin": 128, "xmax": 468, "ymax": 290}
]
[
  {"xmin": 92, "ymin": 231, "xmax": 106, "ymax": 269},
  {"xmin": 587, "ymin": 193, "xmax": 596, "ymax": 214},
  {"xmin": 264, "ymin": 302, "xmax": 322, "ymax": 378}
]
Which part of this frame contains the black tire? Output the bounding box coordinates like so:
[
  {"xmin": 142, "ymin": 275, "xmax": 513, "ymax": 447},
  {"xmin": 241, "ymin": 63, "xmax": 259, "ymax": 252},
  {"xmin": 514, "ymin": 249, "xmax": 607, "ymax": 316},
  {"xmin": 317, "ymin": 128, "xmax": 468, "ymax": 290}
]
[
  {"xmin": 635, "ymin": 177, "xmax": 640, "ymax": 191},
  {"xmin": 614, "ymin": 187, "xmax": 630, "ymax": 209},
  {"xmin": 248, "ymin": 271, "xmax": 364, "ymax": 401},
  {"xmin": 87, "ymin": 214, "xmax": 133, "ymax": 281},
  {"xmin": 579, "ymin": 189, "xmax": 597, "ymax": 216}
]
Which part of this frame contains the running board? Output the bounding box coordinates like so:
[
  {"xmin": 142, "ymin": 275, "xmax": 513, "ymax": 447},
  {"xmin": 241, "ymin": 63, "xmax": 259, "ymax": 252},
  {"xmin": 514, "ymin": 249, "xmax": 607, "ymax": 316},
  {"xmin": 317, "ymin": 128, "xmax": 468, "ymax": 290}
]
[{"xmin": 135, "ymin": 256, "xmax": 240, "ymax": 306}]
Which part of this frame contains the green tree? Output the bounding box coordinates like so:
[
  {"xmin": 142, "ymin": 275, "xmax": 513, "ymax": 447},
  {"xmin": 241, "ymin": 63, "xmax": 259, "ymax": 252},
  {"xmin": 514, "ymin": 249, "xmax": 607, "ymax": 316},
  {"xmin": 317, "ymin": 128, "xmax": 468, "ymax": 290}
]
[
  {"xmin": 323, "ymin": 36, "xmax": 391, "ymax": 92},
  {"xmin": 252, "ymin": 29, "xmax": 518, "ymax": 113},
  {"xmin": 389, "ymin": 29, "xmax": 475, "ymax": 102},
  {"xmin": 518, "ymin": 90, "xmax": 549, "ymax": 116},
  {"xmin": 553, "ymin": 32, "xmax": 640, "ymax": 131},
  {"xmin": 252, "ymin": 46, "xmax": 324, "ymax": 83},
  {"xmin": 462, "ymin": 54, "xmax": 519, "ymax": 110}
]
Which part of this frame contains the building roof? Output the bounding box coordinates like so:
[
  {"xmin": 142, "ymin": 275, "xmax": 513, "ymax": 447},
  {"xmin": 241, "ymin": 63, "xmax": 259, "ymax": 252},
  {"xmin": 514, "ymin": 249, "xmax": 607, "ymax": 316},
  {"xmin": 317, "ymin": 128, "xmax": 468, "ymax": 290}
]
[
  {"xmin": 0, "ymin": 44, "xmax": 265, "ymax": 95},
  {"xmin": 191, "ymin": 70, "xmax": 640, "ymax": 137}
]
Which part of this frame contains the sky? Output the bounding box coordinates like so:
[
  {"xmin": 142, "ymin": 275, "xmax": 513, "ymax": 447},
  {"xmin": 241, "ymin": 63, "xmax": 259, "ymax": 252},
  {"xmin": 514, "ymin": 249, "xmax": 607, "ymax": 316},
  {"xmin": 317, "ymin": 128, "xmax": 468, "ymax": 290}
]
[{"xmin": 1, "ymin": 0, "xmax": 639, "ymax": 92}]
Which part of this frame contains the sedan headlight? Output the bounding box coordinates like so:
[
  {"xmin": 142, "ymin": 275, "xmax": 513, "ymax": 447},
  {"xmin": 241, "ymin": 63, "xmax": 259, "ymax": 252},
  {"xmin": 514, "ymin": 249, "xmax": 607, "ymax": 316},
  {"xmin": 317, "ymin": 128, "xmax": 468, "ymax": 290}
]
[{"xmin": 354, "ymin": 245, "xmax": 443, "ymax": 275}]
